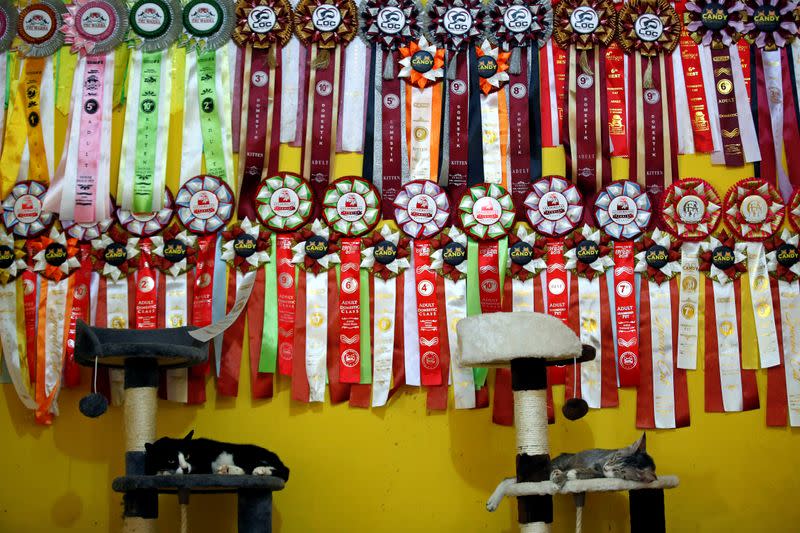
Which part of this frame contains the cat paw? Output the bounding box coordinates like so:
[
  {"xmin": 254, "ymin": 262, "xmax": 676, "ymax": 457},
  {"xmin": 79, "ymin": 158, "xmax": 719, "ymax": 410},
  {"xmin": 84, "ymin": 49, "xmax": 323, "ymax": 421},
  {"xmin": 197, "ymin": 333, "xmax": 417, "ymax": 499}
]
[
  {"xmin": 228, "ymin": 465, "xmax": 246, "ymax": 475},
  {"xmin": 252, "ymin": 466, "xmax": 275, "ymax": 476},
  {"xmin": 216, "ymin": 464, "xmax": 231, "ymax": 475},
  {"xmin": 550, "ymin": 469, "xmax": 567, "ymax": 488}
]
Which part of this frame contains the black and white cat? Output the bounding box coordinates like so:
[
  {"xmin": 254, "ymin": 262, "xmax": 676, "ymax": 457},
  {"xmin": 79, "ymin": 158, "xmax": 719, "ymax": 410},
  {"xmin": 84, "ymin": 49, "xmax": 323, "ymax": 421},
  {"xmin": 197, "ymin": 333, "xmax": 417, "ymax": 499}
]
[{"xmin": 144, "ymin": 431, "xmax": 290, "ymax": 481}]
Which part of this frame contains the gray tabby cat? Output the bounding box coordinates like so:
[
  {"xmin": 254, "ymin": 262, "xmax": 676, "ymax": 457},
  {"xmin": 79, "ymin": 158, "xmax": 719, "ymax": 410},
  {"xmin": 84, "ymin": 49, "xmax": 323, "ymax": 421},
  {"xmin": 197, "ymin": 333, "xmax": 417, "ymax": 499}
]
[{"xmin": 486, "ymin": 433, "xmax": 656, "ymax": 512}]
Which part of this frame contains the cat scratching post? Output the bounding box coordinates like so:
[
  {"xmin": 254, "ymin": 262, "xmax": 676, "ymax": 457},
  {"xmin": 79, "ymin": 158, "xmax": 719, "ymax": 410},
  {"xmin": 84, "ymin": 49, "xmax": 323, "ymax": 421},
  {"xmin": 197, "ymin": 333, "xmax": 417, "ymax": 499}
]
[{"xmin": 457, "ymin": 312, "xmax": 593, "ymax": 533}]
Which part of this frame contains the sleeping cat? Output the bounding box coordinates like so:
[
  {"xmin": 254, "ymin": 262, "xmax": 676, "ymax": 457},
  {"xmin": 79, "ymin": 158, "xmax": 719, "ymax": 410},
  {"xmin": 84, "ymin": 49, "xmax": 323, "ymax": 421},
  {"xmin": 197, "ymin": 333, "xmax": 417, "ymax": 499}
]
[
  {"xmin": 486, "ymin": 433, "xmax": 656, "ymax": 512},
  {"xmin": 144, "ymin": 431, "xmax": 290, "ymax": 482}
]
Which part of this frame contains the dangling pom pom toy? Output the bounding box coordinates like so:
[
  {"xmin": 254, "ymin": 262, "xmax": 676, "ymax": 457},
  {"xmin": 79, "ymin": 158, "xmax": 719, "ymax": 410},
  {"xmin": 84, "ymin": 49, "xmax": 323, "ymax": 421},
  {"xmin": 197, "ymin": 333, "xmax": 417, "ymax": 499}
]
[
  {"xmin": 79, "ymin": 356, "xmax": 107, "ymax": 418},
  {"xmin": 562, "ymin": 397, "xmax": 589, "ymax": 421}
]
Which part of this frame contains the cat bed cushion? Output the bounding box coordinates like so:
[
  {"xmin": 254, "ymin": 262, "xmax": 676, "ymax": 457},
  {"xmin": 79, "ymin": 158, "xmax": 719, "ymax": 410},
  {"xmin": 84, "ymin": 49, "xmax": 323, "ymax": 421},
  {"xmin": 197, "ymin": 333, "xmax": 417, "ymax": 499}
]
[
  {"xmin": 457, "ymin": 312, "xmax": 582, "ymax": 367},
  {"xmin": 112, "ymin": 474, "xmax": 286, "ymax": 493},
  {"xmin": 74, "ymin": 320, "xmax": 209, "ymax": 369},
  {"xmin": 506, "ymin": 475, "xmax": 679, "ymax": 496}
]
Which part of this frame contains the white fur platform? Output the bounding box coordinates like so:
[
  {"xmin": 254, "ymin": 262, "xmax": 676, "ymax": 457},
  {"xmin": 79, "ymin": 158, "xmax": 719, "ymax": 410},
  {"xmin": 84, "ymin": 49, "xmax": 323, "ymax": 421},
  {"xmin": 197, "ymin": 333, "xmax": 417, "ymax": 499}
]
[{"xmin": 456, "ymin": 312, "xmax": 582, "ymax": 367}]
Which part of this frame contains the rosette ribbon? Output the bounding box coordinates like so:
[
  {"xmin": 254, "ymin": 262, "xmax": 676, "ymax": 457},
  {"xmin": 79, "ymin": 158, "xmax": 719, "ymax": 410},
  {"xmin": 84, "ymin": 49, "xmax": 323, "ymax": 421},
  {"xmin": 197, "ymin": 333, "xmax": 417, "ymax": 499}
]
[
  {"xmin": 790, "ymin": 187, "xmax": 800, "ymax": 232},
  {"xmin": 359, "ymin": 225, "xmax": 410, "ymax": 407},
  {"xmin": 233, "ymin": 0, "xmax": 294, "ymax": 219},
  {"xmin": 27, "ymin": 227, "xmax": 81, "ymax": 424},
  {"xmin": 217, "ymin": 217, "xmax": 273, "ymax": 398},
  {"xmin": 633, "ymin": 229, "xmax": 690, "ymax": 429},
  {"xmin": 684, "ymin": 0, "xmax": 761, "ymax": 167},
  {"xmin": 0, "ymin": 0, "xmax": 15, "ymax": 157},
  {"xmin": 595, "ymin": 180, "xmax": 653, "ymax": 386},
  {"xmin": 294, "ymin": 0, "xmax": 358, "ymax": 204},
  {"xmin": 45, "ymin": 0, "xmax": 128, "ymax": 223},
  {"xmin": 743, "ymin": 0, "xmax": 800, "ymax": 200},
  {"xmin": 0, "ymin": 227, "xmax": 36, "ymax": 413},
  {"xmin": 149, "ymin": 225, "xmax": 198, "ymax": 402},
  {"xmin": 540, "ymin": 0, "xmax": 568, "ymax": 150},
  {"xmin": 397, "ymin": 36, "xmax": 445, "ymax": 183},
  {"xmin": 289, "ymin": 219, "xmax": 345, "ymax": 403},
  {"xmin": 90, "ymin": 226, "xmax": 141, "ymax": 405},
  {"xmin": 255, "ymin": 172, "xmax": 314, "ymax": 378},
  {"xmin": 486, "ymin": 0, "xmax": 553, "ymax": 210},
  {"xmin": 617, "ymin": 0, "xmax": 682, "ymax": 196},
  {"xmin": 765, "ymin": 229, "xmax": 800, "ymax": 425},
  {"xmin": 425, "ymin": 0, "xmax": 484, "ymax": 197},
  {"xmin": 698, "ymin": 231, "xmax": 760, "ymax": 413},
  {"xmin": 553, "ymin": 0, "xmax": 616, "ymax": 198},
  {"xmin": 473, "ymin": 40, "xmax": 510, "ymax": 187},
  {"xmin": 562, "ymin": 224, "xmax": 617, "ymax": 411},
  {"xmin": 359, "ymin": 0, "xmax": 421, "ymax": 215},
  {"xmin": 660, "ymin": 177, "xmax": 722, "ymax": 369},
  {"xmin": 723, "ymin": 177, "xmax": 784, "ymax": 369},
  {"xmin": 0, "ymin": 0, "xmax": 61, "ymax": 200},
  {"xmin": 177, "ymin": 0, "xmax": 237, "ymax": 193}
]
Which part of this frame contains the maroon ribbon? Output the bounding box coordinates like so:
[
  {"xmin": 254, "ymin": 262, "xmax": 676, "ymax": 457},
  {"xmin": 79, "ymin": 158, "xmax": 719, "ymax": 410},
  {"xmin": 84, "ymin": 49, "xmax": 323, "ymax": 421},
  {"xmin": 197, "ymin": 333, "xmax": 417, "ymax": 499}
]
[
  {"xmin": 507, "ymin": 48, "xmax": 532, "ymax": 213},
  {"xmin": 309, "ymin": 60, "xmax": 338, "ymax": 208},
  {"xmin": 711, "ymin": 47, "xmax": 745, "ymax": 167},
  {"xmin": 447, "ymin": 52, "xmax": 469, "ymax": 198},
  {"xmin": 381, "ymin": 50, "xmax": 403, "ymax": 218}
]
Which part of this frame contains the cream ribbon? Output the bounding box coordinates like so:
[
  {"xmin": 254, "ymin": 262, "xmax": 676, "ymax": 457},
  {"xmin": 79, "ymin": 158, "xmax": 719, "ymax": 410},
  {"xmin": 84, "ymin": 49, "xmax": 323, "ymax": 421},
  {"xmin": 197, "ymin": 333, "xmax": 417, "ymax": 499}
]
[
  {"xmin": 305, "ymin": 272, "xmax": 328, "ymax": 402},
  {"xmin": 578, "ymin": 276, "xmax": 602, "ymax": 408},
  {"xmin": 676, "ymin": 242, "xmax": 700, "ymax": 370},
  {"xmin": 649, "ymin": 281, "xmax": 676, "ymax": 429},
  {"xmin": 698, "ymin": 45, "xmax": 723, "ymax": 154},
  {"xmin": 340, "ymin": 39, "xmax": 367, "ymax": 152},
  {"xmin": 403, "ymin": 250, "xmax": 421, "ymax": 386},
  {"xmin": 746, "ymin": 242, "xmax": 780, "ymax": 368},
  {"xmin": 713, "ymin": 280, "xmax": 745, "ymax": 411},
  {"xmin": 671, "ymin": 46, "xmax": 695, "ymax": 155},
  {"xmin": 409, "ymin": 87, "xmax": 434, "ymax": 181},
  {"xmin": 280, "ymin": 0, "xmax": 301, "ymax": 143},
  {"xmin": 0, "ymin": 280, "xmax": 36, "ymax": 409},
  {"xmin": 778, "ymin": 279, "xmax": 800, "ymax": 426},
  {"xmin": 480, "ymin": 91, "xmax": 502, "ymax": 184},
  {"xmin": 762, "ymin": 49, "xmax": 791, "ymax": 198},
  {"xmin": 164, "ymin": 273, "xmax": 190, "ymax": 403},
  {"xmin": 41, "ymin": 278, "xmax": 71, "ymax": 417},
  {"xmin": 543, "ymin": 41, "xmax": 559, "ymax": 144},
  {"xmin": 371, "ymin": 277, "xmax": 396, "ymax": 407},
  {"xmin": 447, "ymin": 277, "xmax": 474, "ymax": 409}
]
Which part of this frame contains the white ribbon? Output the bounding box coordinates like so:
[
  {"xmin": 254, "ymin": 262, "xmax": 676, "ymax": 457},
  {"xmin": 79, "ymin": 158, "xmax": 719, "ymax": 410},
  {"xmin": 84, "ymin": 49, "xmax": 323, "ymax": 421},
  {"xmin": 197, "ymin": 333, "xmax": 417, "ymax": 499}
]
[
  {"xmin": 409, "ymin": 86, "xmax": 434, "ymax": 181},
  {"xmin": 371, "ymin": 277, "xmax": 396, "ymax": 407},
  {"xmin": 280, "ymin": 0, "xmax": 301, "ymax": 143},
  {"xmin": 189, "ymin": 269, "xmax": 257, "ymax": 342},
  {"xmin": 480, "ymin": 92, "xmax": 502, "ymax": 184},
  {"xmin": 578, "ymin": 276, "xmax": 602, "ymax": 408},
  {"xmin": 778, "ymin": 279, "xmax": 800, "ymax": 426},
  {"xmin": 746, "ymin": 242, "xmax": 780, "ymax": 368},
  {"xmin": 698, "ymin": 45, "xmax": 723, "ymax": 154},
  {"xmin": 712, "ymin": 280, "xmax": 745, "ymax": 411},
  {"xmin": 305, "ymin": 272, "xmax": 328, "ymax": 402},
  {"xmin": 676, "ymin": 242, "xmax": 700, "ymax": 369},
  {"xmin": 0, "ymin": 280, "xmax": 36, "ymax": 409},
  {"xmin": 403, "ymin": 249, "xmax": 421, "ymax": 386},
  {"xmin": 671, "ymin": 46, "xmax": 695, "ymax": 154},
  {"xmin": 447, "ymin": 277, "xmax": 474, "ymax": 409},
  {"xmin": 762, "ymin": 49, "xmax": 792, "ymax": 198},
  {"xmin": 180, "ymin": 51, "xmax": 203, "ymax": 183},
  {"xmin": 544, "ymin": 42, "xmax": 559, "ymax": 144},
  {"xmin": 40, "ymin": 278, "xmax": 71, "ymax": 416},
  {"xmin": 106, "ymin": 278, "xmax": 129, "ymax": 406},
  {"xmin": 649, "ymin": 281, "xmax": 676, "ymax": 428},
  {"xmin": 164, "ymin": 273, "xmax": 190, "ymax": 403},
  {"xmin": 340, "ymin": 39, "xmax": 367, "ymax": 152}
]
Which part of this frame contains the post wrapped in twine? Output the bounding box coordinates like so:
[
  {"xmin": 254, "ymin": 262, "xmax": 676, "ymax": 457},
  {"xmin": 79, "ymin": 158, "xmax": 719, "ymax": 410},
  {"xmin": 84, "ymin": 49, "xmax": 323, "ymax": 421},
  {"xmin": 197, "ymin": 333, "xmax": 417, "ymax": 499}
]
[
  {"xmin": 124, "ymin": 387, "xmax": 157, "ymax": 452},
  {"xmin": 514, "ymin": 390, "xmax": 550, "ymax": 456}
]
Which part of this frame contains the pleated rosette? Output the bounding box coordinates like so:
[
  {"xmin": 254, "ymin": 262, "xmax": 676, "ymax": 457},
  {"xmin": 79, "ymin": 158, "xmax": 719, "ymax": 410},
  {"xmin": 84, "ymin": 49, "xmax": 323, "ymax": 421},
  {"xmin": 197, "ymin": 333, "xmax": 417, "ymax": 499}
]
[
  {"xmin": 742, "ymin": 0, "xmax": 798, "ymax": 50},
  {"xmin": 616, "ymin": 0, "xmax": 681, "ymax": 58},
  {"xmin": 175, "ymin": 175, "xmax": 235, "ymax": 235},
  {"xmin": 594, "ymin": 180, "xmax": 652, "ymax": 240},
  {"xmin": 359, "ymin": 0, "xmax": 421, "ymax": 74},
  {"xmin": 255, "ymin": 172, "xmax": 315, "ymax": 232},
  {"xmin": 524, "ymin": 175, "xmax": 584, "ymax": 238},
  {"xmin": 392, "ymin": 179, "xmax": 450, "ymax": 239},
  {"xmin": 634, "ymin": 228, "xmax": 681, "ymax": 284},
  {"xmin": 397, "ymin": 36, "xmax": 445, "ymax": 88},
  {"xmin": 553, "ymin": 0, "xmax": 617, "ymax": 50},
  {"xmin": 0, "ymin": 227, "xmax": 27, "ymax": 285},
  {"xmin": 234, "ymin": 0, "xmax": 294, "ymax": 50},
  {"xmin": 16, "ymin": 0, "xmax": 68, "ymax": 57},
  {"xmin": 61, "ymin": 0, "xmax": 129, "ymax": 54},
  {"xmin": 127, "ymin": 0, "xmax": 182, "ymax": 50},
  {"xmin": 766, "ymin": 228, "xmax": 800, "ymax": 282},
  {"xmin": 429, "ymin": 225, "xmax": 468, "ymax": 280},
  {"xmin": 360, "ymin": 225, "xmax": 410, "ymax": 280},
  {"xmin": 474, "ymin": 39, "xmax": 509, "ymax": 95},
  {"xmin": 789, "ymin": 188, "xmax": 800, "ymax": 232},
  {"xmin": 723, "ymin": 177, "xmax": 785, "ymax": 241},
  {"xmin": 563, "ymin": 224, "xmax": 613, "ymax": 279},
  {"xmin": 220, "ymin": 217, "xmax": 272, "ymax": 273},
  {"xmin": 1, "ymin": 180, "xmax": 54, "ymax": 238},
  {"xmin": 90, "ymin": 226, "xmax": 140, "ymax": 282},
  {"xmin": 698, "ymin": 229, "xmax": 760, "ymax": 413},
  {"xmin": 61, "ymin": 215, "xmax": 116, "ymax": 242},
  {"xmin": 684, "ymin": 0, "xmax": 747, "ymax": 48},
  {"xmin": 294, "ymin": 0, "xmax": 358, "ymax": 56},
  {"xmin": 117, "ymin": 188, "xmax": 175, "ymax": 237},
  {"xmin": 291, "ymin": 219, "xmax": 341, "ymax": 274},
  {"xmin": 425, "ymin": 0, "xmax": 485, "ymax": 54},
  {"xmin": 320, "ymin": 176, "xmax": 381, "ymax": 237},
  {"xmin": 485, "ymin": 0, "xmax": 553, "ymax": 54},
  {"xmin": 506, "ymin": 225, "xmax": 546, "ymax": 282},
  {"xmin": 457, "ymin": 183, "xmax": 515, "ymax": 241},
  {"xmin": 179, "ymin": 0, "xmax": 236, "ymax": 50},
  {"xmin": 150, "ymin": 224, "xmax": 198, "ymax": 277},
  {"xmin": 660, "ymin": 177, "xmax": 722, "ymax": 241}
]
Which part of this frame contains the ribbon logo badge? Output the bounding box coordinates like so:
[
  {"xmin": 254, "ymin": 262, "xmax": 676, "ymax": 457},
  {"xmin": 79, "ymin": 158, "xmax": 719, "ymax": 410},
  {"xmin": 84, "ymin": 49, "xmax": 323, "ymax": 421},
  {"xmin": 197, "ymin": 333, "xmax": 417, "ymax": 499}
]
[
  {"xmin": 270, "ymin": 187, "xmax": 300, "ymax": 216},
  {"xmin": 609, "ymin": 196, "xmax": 638, "ymax": 225},
  {"xmin": 190, "ymin": 191, "xmax": 220, "ymax": 220},
  {"xmin": 548, "ymin": 277, "xmax": 566, "ymax": 295},
  {"xmin": 502, "ymin": 5, "xmax": 532, "ymax": 33},
  {"xmin": 138, "ymin": 275, "xmax": 156, "ymax": 293},
  {"xmin": 316, "ymin": 79, "xmax": 333, "ymax": 96},
  {"xmin": 677, "ymin": 195, "xmax": 705, "ymax": 224},
  {"xmin": 247, "ymin": 5, "xmax": 276, "ymax": 33},
  {"xmin": 133, "ymin": 2, "xmax": 168, "ymax": 35},
  {"xmin": 336, "ymin": 192, "xmax": 367, "ymax": 222},
  {"xmin": 569, "ymin": 6, "xmax": 599, "ymax": 34},
  {"xmin": 22, "ymin": 7, "xmax": 55, "ymax": 41},
  {"xmin": 311, "ymin": 4, "xmax": 341, "ymax": 30},
  {"xmin": 472, "ymin": 196, "xmax": 502, "ymax": 225},
  {"xmin": 443, "ymin": 7, "xmax": 472, "ymax": 36},
  {"xmin": 13, "ymin": 194, "xmax": 42, "ymax": 224},
  {"xmin": 616, "ymin": 280, "xmax": 633, "ymax": 297},
  {"xmin": 539, "ymin": 191, "xmax": 569, "ymax": 221},
  {"xmin": 341, "ymin": 277, "xmax": 358, "ymax": 294},
  {"xmin": 417, "ymin": 279, "xmax": 434, "ymax": 296},
  {"xmin": 186, "ymin": 0, "xmax": 223, "ymax": 36},
  {"xmin": 634, "ymin": 13, "xmax": 663, "ymax": 42},
  {"xmin": 752, "ymin": 5, "xmax": 780, "ymax": 33},
  {"xmin": 740, "ymin": 194, "xmax": 769, "ymax": 224},
  {"xmin": 377, "ymin": 6, "xmax": 405, "ymax": 35},
  {"xmin": 700, "ymin": 3, "xmax": 728, "ymax": 31}
]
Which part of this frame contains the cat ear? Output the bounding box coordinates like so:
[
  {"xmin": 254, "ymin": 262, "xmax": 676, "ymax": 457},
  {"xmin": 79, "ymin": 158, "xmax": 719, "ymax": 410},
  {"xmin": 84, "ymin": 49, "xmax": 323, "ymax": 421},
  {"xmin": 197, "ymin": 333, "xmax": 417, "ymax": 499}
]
[
  {"xmin": 634, "ymin": 432, "xmax": 647, "ymax": 453},
  {"xmin": 184, "ymin": 430, "xmax": 194, "ymax": 441}
]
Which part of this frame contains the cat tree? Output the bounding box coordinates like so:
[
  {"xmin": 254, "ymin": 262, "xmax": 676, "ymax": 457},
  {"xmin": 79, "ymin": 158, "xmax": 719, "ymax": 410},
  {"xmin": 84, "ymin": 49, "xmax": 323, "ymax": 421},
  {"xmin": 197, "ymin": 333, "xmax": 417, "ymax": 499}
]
[
  {"xmin": 457, "ymin": 312, "xmax": 679, "ymax": 533},
  {"xmin": 74, "ymin": 320, "xmax": 285, "ymax": 533}
]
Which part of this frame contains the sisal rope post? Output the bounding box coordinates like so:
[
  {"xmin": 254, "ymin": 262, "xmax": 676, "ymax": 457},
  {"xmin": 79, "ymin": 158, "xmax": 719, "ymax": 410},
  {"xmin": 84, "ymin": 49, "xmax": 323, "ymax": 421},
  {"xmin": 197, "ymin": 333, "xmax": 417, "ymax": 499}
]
[
  {"xmin": 179, "ymin": 488, "xmax": 190, "ymax": 533},
  {"xmin": 573, "ymin": 492, "xmax": 586, "ymax": 533}
]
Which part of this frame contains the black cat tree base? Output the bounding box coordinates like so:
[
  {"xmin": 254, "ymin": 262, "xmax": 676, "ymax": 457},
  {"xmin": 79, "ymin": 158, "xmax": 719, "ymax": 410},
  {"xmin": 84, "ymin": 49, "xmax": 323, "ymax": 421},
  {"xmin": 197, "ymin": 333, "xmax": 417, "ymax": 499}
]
[
  {"xmin": 74, "ymin": 321, "xmax": 285, "ymax": 533},
  {"xmin": 457, "ymin": 312, "xmax": 679, "ymax": 533}
]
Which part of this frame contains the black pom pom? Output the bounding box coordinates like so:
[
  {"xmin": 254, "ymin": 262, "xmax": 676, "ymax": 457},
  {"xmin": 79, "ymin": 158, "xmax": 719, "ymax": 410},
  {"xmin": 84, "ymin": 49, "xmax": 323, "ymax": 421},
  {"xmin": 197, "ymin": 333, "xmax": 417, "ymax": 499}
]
[
  {"xmin": 562, "ymin": 398, "xmax": 589, "ymax": 421},
  {"xmin": 79, "ymin": 393, "xmax": 108, "ymax": 418}
]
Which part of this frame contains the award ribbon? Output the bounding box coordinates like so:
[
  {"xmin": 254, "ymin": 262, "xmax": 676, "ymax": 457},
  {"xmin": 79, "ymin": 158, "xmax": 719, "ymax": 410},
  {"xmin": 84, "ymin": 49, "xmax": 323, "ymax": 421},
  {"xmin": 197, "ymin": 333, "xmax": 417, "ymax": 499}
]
[
  {"xmin": 233, "ymin": 0, "xmax": 294, "ymax": 219},
  {"xmin": 553, "ymin": 0, "xmax": 616, "ymax": 198},
  {"xmin": 46, "ymin": 0, "xmax": 128, "ymax": 223},
  {"xmin": 660, "ymin": 177, "xmax": 722, "ymax": 369},
  {"xmin": 359, "ymin": 0, "xmax": 421, "ymax": 215},
  {"xmin": 473, "ymin": 40, "xmax": 510, "ymax": 187},
  {"xmin": 606, "ymin": 40, "xmax": 628, "ymax": 156},
  {"xmin": 765, "ymin": 228, "xmax": 800, "ymax": 426},
  {"xmin": 540, "ymin": 34, "xmax": 568, "ymax": 148},
  {"xmin": 699, "ymin": 230, "xmax": 759, "ymax": 412},
  {"xmin": 723, "ymin": 177, "xmax": 785, "ymax": 369},
  {"xmin": 2, "ymin": 181, "xmax": 55, "ymax": 239},
  {"xmin": 617, "ymin": 0, "xmax": 682, "ymax": 196},
  {"xmin": 392, "ymin": 179, "xmax": 450, "ymax": 239}
]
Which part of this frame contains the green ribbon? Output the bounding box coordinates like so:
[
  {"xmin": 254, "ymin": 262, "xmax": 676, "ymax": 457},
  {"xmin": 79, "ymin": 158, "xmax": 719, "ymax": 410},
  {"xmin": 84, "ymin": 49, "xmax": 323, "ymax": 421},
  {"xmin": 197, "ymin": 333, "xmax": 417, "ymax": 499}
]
[
  {"xmin": 359, "ymin": 269, "xmax": 372, "ymax": 384},
  {"xmin": 132, "ymin": 52, "xmax": 163, "ymax": 213},
  {"xmin": 196, "ymin": 50, "xmax": 226, "ymax": 179},
  {"xmin": 259, "ymin": 234, "xmax": 279, "ymax": 373}
]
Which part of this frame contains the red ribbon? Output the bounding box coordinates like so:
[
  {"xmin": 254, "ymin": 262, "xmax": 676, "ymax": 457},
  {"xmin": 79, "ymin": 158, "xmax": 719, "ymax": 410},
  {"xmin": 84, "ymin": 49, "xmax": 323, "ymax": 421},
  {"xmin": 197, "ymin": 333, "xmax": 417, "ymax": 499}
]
[
  {"xmin": 427, "ymin": 276, "xmax": 451, "ymax": 410},
  {"xmin": 290, "ymin": 270, "xmax": 310, "ymax": 402},
  {"xmin": 218, "ymin": 271, "xmax": 244, "ymax": 396},
  {"xmin": 781, "ymin": 48, "xmax": 800, "ymax": 193},
  {"xmin": 276, "ymin": 235, "xmax": 296, "ymax": 376},
  {"xmin": 338, "ymin": 238, "xmax": 362, "ymax": 383},
  {"xmin": 613, "ymin": 241, "xmax": 639, "ymax": 386},
  {"xmin": 135, "ymin": 241, "xmax": 157, "ymax": 330},
  {"xmin": 63, "ymin": 245, "xmax": 92, "ymax": 388},
  {"xmin": 414, "ymin": 240, "xmax": 442, "ymax": 386},
  {"xmin": 767, "ymin": 279, "xmax": 788, "ymax": 425},
  {"xmin": 389, "ymin": 273, "xmax": 406, "ymax": 399},
  {"xmin": 545, "ymin": 240, "xmax": 568, "ymax": 384},
  {"xmin": 381, "ymin": 50, "xmax": 403, "ymax": 217},
  {"xmin": 447, "ymin": 53, "xmax": 469, "ymax": 198},
  {"xmin": 189, "ymin": 235, "xmax": 216, "ymax": 404},
  {"xmin": 508, "ymin": 48, "xmax": 532, "ymax": 211},
  {"xmin": 738, "ymin": 40, "xmax": 751, "ymax": 98},
  {"xmin": 606, "ymin": 43, "xmax": 628, "ymax": 156},
  {"xmin": 327, "ymin": 268, "xmax": 351, "ymax": 403},
  {"xmin": 247, "ymin": 267, "xmax": 273, "ymax": 398}
]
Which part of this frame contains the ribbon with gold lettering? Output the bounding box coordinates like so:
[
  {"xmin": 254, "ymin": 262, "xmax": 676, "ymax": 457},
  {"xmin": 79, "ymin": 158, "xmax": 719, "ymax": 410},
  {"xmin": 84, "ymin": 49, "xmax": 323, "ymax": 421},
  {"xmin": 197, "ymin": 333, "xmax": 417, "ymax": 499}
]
[
  {"xmin": 45, "ymin": 0, "xmax": 128, "ymax": 223},
  {"xmin": 563, "ymin": 224, "xmax": 617, "ymax": 409},
  {"xmin": 0, "ymin": 1, "xmax": 15, "ymax": 157},
  {"xmin": 486, "ymin": 0, "xmax": 553, "ymax": 209},
  {"xmin": 723, "ymin": 177, "xmax": 784, "ymax": 369},
  {"xmin": 633, "ymin": 229, "xmax": 690, "ymax": 428},
  {"xmin": 684, "ymin": 0, "xmax": 761, "ymax": 167},
  {"xmin": 660, "ymin": 177, "xmax": 722, "ymax": 369},
  {"xmin": 765, "ymin": 228, "xmax": 800, "ymax": 425},
  {"xmin": 233, "ymin": 0, "xmax": 294, "ymax": 218},
  {"xmin": 553, "ymin": 0, "xmax": 616, "ymax": 198},
  {"xmin": 743, "ymin": 0, "xmax": 800, "ymax": 200},
  {"xmin": 698, "ymin": 230, "xmax": 760, "ymax": 412},
  {"xmin": 617, "ymin": 0, "xmax": 681, "ymax": 198},
  {"xmin": 359, "ymin": 0, "xmax": 421, "ymax": 215},
  {"xmin": 294, "ymin": 0, "xmax": 358, "ymax": 203},
  {"xmin": 359, "ymin": 225, "xmax": 410, "ymax": 406},
  {"xmin": 218, "ymin": 217, "xmax": 272, "ymax": 397},
  {"xmin": 0, "ymin": 227, "xmax": 36, "ymax": 412},
  {"xmin": 791, "ymin": 187, "xmax": 800, "ymax": 232},
  {"xmin": 472, "ymin": 40, "xmax": 510, "ymax": 187},
  {"xmin": 290, "ymin": 219, "xmax": 343, "ymax": 403},
  {"xmin": 150, "ymin": 224, "xmax": 197, "ymax": 402},
  {"xmin": 28, "ymin": 227, "xmax": 80, "ymax": 424},
  {"xmin": 606, "ymin": 37, "xmax": 628, "ymax": 156}
]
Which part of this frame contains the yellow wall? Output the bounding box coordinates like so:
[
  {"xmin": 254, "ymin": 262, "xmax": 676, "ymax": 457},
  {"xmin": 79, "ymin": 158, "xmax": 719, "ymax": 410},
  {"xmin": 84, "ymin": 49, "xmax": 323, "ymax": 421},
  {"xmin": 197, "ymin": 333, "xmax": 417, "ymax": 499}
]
[{"xmin": 1, "ymin": 60, "xmax": 799, "ymax": 532}]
